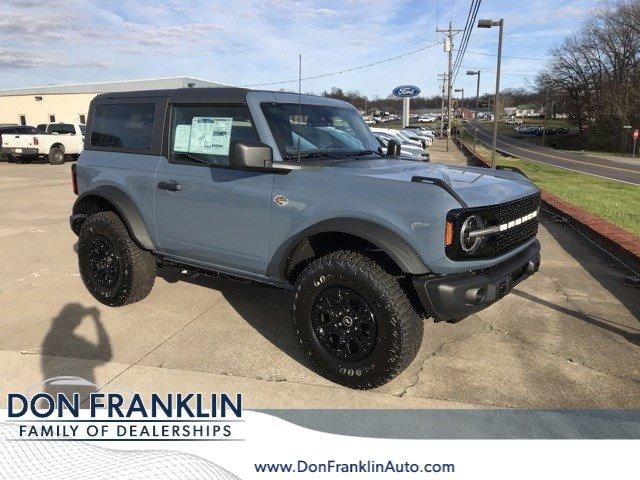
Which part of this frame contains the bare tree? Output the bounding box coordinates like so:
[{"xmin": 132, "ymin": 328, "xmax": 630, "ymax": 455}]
[{"xmin": 537, "ymin": 0, "xmax": 640, "ymax": 150}]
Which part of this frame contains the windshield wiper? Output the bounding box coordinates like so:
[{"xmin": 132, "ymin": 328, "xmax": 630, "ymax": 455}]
[
  {"xmin": 173, "ymin": 152, "xmax": 212, "ymax": 166},
  {"xmin": 341, "ymin": 149, "xmax": 383, "ymax": 158},
  {"xmin": 284, "ymin": 151, "xmax": 343, "ymax": 161}
]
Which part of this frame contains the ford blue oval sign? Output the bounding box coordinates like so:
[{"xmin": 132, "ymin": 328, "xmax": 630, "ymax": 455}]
[{"xmin": 393, "ymin": 85, "xmax": 420, "ymax": 98}]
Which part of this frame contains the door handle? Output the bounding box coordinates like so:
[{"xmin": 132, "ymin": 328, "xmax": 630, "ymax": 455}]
[{"xmin": 157, "ymin": 180, "xmax": 182, "ymax": 192}]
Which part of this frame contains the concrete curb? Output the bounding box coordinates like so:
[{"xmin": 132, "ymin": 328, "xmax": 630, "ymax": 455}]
[{"xmin": 454, "ymin": 137, "xmax": 640, "ymax": 273}]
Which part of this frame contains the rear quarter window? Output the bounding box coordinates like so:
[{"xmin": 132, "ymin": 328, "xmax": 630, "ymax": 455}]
[{"xmin": 90, "ymin": 103, "xmax": 156, "ymax": 150}]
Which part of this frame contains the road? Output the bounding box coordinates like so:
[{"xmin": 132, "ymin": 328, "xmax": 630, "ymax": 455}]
[
  {"xmin": 463, "ymin": 121, "xmax": 640, "ymax": 185},
  {"xmin": 0, "ymin": 158, "xmax": 639, "ymax": 409}
]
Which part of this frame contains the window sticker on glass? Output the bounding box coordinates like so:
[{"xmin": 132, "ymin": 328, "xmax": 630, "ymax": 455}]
[
  {"xmin": 188, "ymin": 117, "xmax": 233, "ymax": 155},
  {"xmin": 174, "ymin": 124, "xmax": 192, "ymax": 152}
]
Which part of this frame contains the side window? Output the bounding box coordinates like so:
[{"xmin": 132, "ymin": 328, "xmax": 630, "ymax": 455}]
[
  {"xmin": 169, "ymin": 105, "xmax": 259, "ymax": 166},
  {"xmin": 90, "ymin": 103, "xmax": 155, "ymax": 150}
]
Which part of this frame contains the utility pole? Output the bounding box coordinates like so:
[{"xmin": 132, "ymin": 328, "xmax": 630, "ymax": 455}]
[
  {"xmin": 446, "ymin": 22, "xmax": 453, "ymax": 152},
  {"xmin": 437, "ymin": 23, "xmax": 463, "ymax": 152}
]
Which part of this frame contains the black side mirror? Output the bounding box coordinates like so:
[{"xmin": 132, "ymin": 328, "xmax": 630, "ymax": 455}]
[
  {"xmin": 386, "ymin": 139, "xmax": 401, "ymax": 157},
  {"xmin": 229, "ymin": 141, "xmax": 273, "ymax": 169}
]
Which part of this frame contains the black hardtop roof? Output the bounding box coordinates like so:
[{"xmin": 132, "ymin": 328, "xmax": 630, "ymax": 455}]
[{"xmin": 93, "ymin": 87, "xmax": 252, "ymax": 103}]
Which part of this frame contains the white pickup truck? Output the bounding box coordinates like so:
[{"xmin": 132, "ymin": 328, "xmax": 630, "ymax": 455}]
[{"xmin": 1, "ymin": 122, "xmax": 85, "ymax": 164}]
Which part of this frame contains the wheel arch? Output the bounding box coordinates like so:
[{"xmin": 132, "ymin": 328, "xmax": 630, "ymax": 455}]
[
  {"xmin": 71, "ymin": 185, "xmax": 155, "ymax": 251},
  {"xmin": 270, "ymin": 218, "xmax": 430, "ymax": 283},
  {"xmin": 50, "ymin": 143, "xmax": 65, "ymax": 152}
]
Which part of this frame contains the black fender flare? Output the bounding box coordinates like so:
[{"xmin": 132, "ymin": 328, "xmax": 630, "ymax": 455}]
[
  {"xmin": 72, "ymin": 185, "xmax": 155, "ymax": 251},
  {"xmin": 269, "ymin": 218, "xmax": 430, "ymax": 280}
]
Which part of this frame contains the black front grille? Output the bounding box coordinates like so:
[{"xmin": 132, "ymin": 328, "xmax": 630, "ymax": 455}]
[
  {"xmin": 476, "ymin": 192, "xmax": 541, "ymax": 226},
  {"xmin": 481, "ymin": 212, "xmax": 539, "ymax": 257},
  {"xmin": 446, "ymin": 192, "xmax": 541, "ymax": 260}
]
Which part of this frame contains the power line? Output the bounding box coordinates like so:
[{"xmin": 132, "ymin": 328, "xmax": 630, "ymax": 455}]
[
  {"xmin": 449, "ymin": 0, "xmax": 460, "ymax": 24},
  {"xmin": 466, "ymin": 50, "xmax": 545, "ymax": 61},
  {"xmin": 452, "ymin": 0, "xmax": 482, "ymax": 82},
  {"xmin": 243, "ymin": 42, "xmax": 440, "ymax": 87}
]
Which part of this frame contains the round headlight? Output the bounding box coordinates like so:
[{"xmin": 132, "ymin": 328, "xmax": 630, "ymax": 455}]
[{"xmin": 460, "ymin": 215, "xmax": 485, "ymax": 253}]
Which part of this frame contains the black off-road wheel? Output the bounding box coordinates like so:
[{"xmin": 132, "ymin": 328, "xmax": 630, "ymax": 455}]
[
  {"xmin": 48, "ymin": 146, "xmax": 65, "ymax": 165},
  {"xmin": 78, "ymin": 211, "xmax": 156, "ymax": 306},
  {"xmin": 292, "ymin": 250, "xmax": 423, "ymax": 389}
]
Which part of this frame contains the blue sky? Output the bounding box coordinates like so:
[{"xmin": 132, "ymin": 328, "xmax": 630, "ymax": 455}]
[{"xmin": 0, "ymin": 0, "xmax": 599, "ymax": 97}]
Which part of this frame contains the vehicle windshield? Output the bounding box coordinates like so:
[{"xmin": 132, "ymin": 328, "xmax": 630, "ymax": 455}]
[{"xmin": 261, "ymin": 103, "xmax": 380, "ymax": 160}]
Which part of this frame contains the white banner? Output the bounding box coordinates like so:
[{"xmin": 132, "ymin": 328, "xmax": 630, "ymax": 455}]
[{"xmin": 1, "ymin": 409, "xmax": 638, "ymax": 479}]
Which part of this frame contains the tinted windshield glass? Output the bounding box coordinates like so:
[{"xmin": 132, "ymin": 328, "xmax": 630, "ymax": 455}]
[{"xmin": 262, "ymin": 103, "xmax": 378, "ymax": 159}]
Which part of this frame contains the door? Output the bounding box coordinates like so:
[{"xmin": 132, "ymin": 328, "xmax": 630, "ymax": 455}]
[{"xmin": 154, "ymin": 104, "xmax": 274, "ymax": 277}]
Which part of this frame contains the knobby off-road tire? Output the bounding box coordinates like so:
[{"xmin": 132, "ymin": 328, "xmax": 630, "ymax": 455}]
[
  {"xmin": 78, "ymin": 211, "xmax": 156, "ymax": 306},
  {"xmin": 292, "ymin": 250, "xmax": 423, "ymax": 389},
  {"xmin": 48, "ymin": 146, "xmax": 65, "ymax": 165}
]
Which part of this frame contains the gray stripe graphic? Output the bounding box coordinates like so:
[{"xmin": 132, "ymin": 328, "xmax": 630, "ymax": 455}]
[{"xmin": 259, "ymin": 409, "xmax": 640, "ymax": 439}]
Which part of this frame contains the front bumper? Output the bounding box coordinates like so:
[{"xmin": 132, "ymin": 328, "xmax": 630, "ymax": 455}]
[
  {"xmin": 1, "ymin": 147, "xmax": 39, "ymax": 156},
  {"xmin": 412, "ymin": 239, "xmax": 541, "ymax": 321}
]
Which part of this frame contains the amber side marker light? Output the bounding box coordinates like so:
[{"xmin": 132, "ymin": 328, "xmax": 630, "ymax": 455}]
[{"xmin": 445, "ymin": 221, "xmax": 454, "ymax": 246}]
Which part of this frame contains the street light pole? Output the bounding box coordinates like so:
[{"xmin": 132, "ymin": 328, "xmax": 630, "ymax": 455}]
[
  {"xmin": 479, "ymin": 18, "xmax": 504, "ymax": 168},
  {"xmin": 466, "ymin": 70, "xmax": 481, "ymax": 156},
  {"xmin": 438, "ymin": 73, "xmax": 446, "ymax": 139},
  {"xmin": 455, "ymin": 88, "xmax": 464, "ymax": 110},
  {"xmin": 437, "ymin": 22, "xmax": 463, "ymax": 152},
  {"xmin": 454, "ymin": 88, "xmax": 464, "ymax": 139}
]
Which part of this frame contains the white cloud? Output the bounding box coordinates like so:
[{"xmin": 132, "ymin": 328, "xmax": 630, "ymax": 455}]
[
  {"xmin": 0, "ymin": 48, "xmax": 108, "ymax": 69},
  {"xmin": 0, "ymin": 0, "xmax": 600, "ymax": 96}
]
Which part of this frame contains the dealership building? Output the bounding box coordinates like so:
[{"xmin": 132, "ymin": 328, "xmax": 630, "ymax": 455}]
[{"xmin": 0, "ymin": 77, "xmax": 229, "ymax": 127}]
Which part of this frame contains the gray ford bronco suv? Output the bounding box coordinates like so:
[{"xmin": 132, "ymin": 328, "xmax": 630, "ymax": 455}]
[{"xmin": 70, "ymin": 88, "xmax": 541, "ymax": 389}]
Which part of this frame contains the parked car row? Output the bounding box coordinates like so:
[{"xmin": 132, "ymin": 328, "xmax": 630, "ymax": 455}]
[
  {"xmin": 417, "ymin": 114, "xmax": 438, "ymax": 122},
  {"xmin": 363, "ymin": 113, "xmax": 441, "ymax": 125},
  {"xmin": 364, "ymin": 113, "xmax": 402, "ymax": 125},
  {"xmin": 514, "ymin": 124, "xmax": 570, "ymax": 136},
  {"xmin": 370, "ymin": 126, "xmax": 435, "ymax": 161},
  {"xmin": 1, "ymin": 122, "xmax": 85, "ymax": 164}
]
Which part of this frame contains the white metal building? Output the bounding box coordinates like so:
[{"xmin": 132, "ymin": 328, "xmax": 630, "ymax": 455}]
[{"xmin": 0, "ymin": 77, "xmax": 231, "ymax": 126}]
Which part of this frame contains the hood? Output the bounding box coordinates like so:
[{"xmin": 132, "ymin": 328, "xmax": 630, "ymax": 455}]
[{"xmin": 322, "ymin": 158, "xmax": 539, "ymax": 207}]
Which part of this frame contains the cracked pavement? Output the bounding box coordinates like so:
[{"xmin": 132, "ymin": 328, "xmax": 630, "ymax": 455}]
[{"xmin": 1, "ymin": 156, "xmax": 638, "ymax": 409}]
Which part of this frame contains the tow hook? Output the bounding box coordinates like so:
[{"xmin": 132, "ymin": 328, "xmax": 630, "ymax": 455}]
[
  {"xmin": 526, "ymin": 258, "xmax": 540, "ymax": 275},
  {"xmin": 497, "ymin": 279, "xmax": 511, "ymax": 298}
]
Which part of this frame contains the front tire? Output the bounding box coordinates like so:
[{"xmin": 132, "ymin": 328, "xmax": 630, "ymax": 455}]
[
  {"xmin": 292, "ymin": 250, "xmax": 423, "ymax": 389},
  {"xmin": 78, "ymin": 211, "xmax": 156, "ymax": 306},
  {"xmin": 48, "ymin": 146, "xmax": 65, "ymax": 165}
]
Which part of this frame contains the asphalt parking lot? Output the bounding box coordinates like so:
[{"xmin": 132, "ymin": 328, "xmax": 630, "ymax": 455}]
[{"xmin": 1, "ymin": 150, "xmax": 639, "ymax": 409}]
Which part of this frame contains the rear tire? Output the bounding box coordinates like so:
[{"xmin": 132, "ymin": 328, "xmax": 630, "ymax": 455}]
[
  {"xmin": 292, "ymin": 250, "xmax": 423, "ymax": 389},
  {"xmin": 78, "ymin": 211, "xmax": 156, "ymax": 306},
  {"xmin": 48, "ymin": 146, "xmax": 65, "ymax": 165}
]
